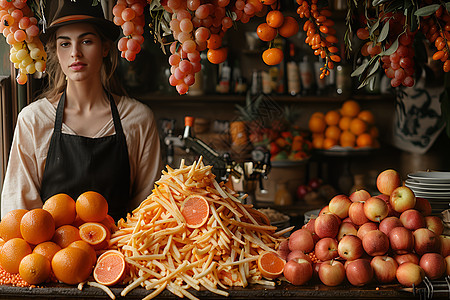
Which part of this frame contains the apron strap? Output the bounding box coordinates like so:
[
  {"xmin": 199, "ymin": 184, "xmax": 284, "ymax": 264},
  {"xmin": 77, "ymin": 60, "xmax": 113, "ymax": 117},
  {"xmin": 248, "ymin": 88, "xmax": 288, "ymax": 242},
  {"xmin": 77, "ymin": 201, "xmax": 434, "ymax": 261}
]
[{"xmin": 53, "ymin": 90, "xmax": 125, "ymax": 137}]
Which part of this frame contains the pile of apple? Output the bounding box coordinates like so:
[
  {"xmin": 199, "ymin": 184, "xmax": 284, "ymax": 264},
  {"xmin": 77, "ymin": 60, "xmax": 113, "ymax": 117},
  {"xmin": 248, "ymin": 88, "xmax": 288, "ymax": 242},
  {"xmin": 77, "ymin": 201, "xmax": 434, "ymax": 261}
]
[{"xmin": 279, "ymin": 169, "xmax": 450, "ymax": 288}]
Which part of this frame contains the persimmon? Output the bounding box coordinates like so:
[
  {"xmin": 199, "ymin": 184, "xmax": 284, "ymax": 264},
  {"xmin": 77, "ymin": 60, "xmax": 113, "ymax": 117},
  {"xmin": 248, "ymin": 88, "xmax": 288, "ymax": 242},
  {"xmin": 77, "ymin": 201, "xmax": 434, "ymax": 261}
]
[
  {"xmin": 262, "ymin": 47, "xmax": 283, "ymax": 65},
  {"xmin": 256, "ymin": 22, "xmax": 277, "ymax": 41},
  {"xmin": 207, "ymin": 47, "xmax": 228, "ymax": 64},
  {"xmin": 278, "ymin": 16, "xmax": 299, "ymax": 38},
  {"xmin": 266, "ymin": 10, "xmax": 284, "ymax": 28}
]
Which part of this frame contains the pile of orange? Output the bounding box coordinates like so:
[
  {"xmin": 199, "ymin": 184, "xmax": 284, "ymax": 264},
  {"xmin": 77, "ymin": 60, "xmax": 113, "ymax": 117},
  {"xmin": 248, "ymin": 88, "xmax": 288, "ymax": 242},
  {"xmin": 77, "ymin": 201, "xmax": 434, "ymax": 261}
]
[
  {"xmin": 0, "ymin": 191, "xmax": 116, "ymax": 286},
  {"xmin": 308, "ymin": 100, "xmax": 379, "ymax": 150}
]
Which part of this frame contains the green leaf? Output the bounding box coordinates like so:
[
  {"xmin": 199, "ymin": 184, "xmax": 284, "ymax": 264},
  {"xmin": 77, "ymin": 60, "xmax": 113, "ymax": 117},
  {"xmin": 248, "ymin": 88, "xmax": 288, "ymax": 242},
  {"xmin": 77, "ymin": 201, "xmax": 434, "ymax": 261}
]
[
  {"xmin": 414, "ymin": 4, "xmax": 440, "ymax": 16},
  {"xmin": 382, "ymin": 38, "xmax": 399, "ymax": 56},
  {"xmin": 369, "ymin": 19, "xmax": 380, "ymax": 36},
  {"xmin": 351, "ymin": 61, "xmax": 369, "ymax": 77},
  {"xmin": 378, "ymin": 21, "xmax": 390, "ymax": 43},
  {"xmin": 367, "ymin": 60, "xmax": 380, "ymax": 78},
  {"xmin": 384, "ymin": 0, "xmax": 405, "ymax": 13}
]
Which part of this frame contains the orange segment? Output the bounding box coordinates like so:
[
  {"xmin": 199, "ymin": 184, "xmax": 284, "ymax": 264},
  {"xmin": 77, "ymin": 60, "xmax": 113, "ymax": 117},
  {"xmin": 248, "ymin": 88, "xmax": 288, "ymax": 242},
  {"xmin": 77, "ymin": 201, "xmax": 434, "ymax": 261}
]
[
  {"xmin": 181, "ymin": 195, "xmax": 210, "ymax": 229},
  {"xmin": 20, "ymin": 209, "xmax": 55, "ymax": 245},
  {"xmin": 0, "ymin": 209, "xmax": 28, "ymax": 241},
  {"xmin": 79, "ymin": 222, "xmax": 110, "ymax": 250},
  {"xmin": 19, "ymin": 253, "xmax": 51, "ymax": 285},
  {"xmin": 43, "ymin": 193, "xmax": 76, "ymax": 228},
  {"xmin": 76, "ymin": 191, "xmax": 108, "ymax": 222},
  {"xmin": 257, "ymin": 251, "xmax": 285, "ymax": 279},
  {"xmin": 93, "ymin": 250, "xmax": 126, "ymax": 286}
]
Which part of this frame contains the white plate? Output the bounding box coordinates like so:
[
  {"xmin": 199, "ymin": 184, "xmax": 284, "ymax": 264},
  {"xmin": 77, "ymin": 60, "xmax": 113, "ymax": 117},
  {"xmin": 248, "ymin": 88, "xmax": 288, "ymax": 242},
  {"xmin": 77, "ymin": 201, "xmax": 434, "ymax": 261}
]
[
  {"xmin": 405, "ymin": 179, "xmax": 450, "ymax": 190},
  {"xmin": 418, "ymin": 195, "xmax": 450, "ymax": 200},
  {"xmin": 408, "ymin": 172, "xmax": 450, "ymax": 184},
  {"xmin": 413, "ymin": 191, "xmax": 450, "ymax": 197}
]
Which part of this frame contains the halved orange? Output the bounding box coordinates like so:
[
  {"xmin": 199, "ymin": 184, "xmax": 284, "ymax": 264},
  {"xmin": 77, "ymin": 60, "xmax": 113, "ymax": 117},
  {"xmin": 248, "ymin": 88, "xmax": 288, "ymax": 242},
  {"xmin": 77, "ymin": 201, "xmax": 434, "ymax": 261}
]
[
  {"xmin": 257, "ymin": 251, "xmax": 285, "ymax": 279},
  {"xmin": 93, "ymin": 250, "xmax": 127, "ymax": 286},
  {"xmin": 181, "ymin": 195, "xmax": 210, "ymax": 229},
  {"xmin": 78, "ymin": 222, "xmax": 109, "ymax": 250}
]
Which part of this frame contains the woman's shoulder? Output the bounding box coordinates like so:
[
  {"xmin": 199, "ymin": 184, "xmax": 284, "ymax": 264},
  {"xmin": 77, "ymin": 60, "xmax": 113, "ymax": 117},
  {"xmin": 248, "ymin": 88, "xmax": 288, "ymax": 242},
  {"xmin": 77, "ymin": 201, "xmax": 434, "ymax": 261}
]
[
  {"xmin": 17, "ymin": 98, "xmax": 55, "ymax": 125},
  {"xmin": 117, "ymin": 95, "xmax": 155, "ymax": 120}
]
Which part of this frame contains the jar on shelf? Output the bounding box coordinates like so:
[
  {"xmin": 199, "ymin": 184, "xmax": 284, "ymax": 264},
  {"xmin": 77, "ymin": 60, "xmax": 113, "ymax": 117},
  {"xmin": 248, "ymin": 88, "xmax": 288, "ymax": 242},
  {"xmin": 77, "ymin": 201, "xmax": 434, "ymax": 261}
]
[{"xmin": 274, "ymin": 182, "xmax": 293, "ymax": 206}]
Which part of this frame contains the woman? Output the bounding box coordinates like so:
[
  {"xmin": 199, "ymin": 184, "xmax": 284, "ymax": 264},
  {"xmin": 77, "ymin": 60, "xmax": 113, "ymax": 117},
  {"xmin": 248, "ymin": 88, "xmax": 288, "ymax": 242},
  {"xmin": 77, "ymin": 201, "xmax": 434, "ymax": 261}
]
[{"xmin": 1, "ymin": 0, "xmax": 162, "ymax": 220}]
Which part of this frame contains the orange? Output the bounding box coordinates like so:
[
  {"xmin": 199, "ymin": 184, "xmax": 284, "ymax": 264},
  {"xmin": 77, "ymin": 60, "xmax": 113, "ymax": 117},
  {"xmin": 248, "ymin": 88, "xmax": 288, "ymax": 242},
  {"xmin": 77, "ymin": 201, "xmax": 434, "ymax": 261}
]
[
  {"xmin": 323, "ymin": 138, "xmax": 338, "ymax": 149},
  {"xmin": 72, "ymin": 215, "xmax": 86, "ymax": 228},
  {"xmin": 51, "ymin": 225, "xmax": 81, "ymax": 248},
  {"xmin": 278, "ymin": 16, "xmax": 299, "ymax": 38},
  {"xmin": 340, "ymin": 100, "xmax": 361, "ymax": 118},
  {"xmin": 79, "ymin": 222, "xmax": 110, "ymax": 250},
  {"xmin": 356, "ymin": 133, "xmax": 373, "ymax": 148},
  {"xmin": 266, "ymin": 10, "xmax": 284, "ymax": 28},
  {"xmin": 100, "ymin": 215, "xmax": 117, "ymax": 234},
  {"xmin": 324, "ymin": 110, "xmax": 341, "ymax": 126},
  {"xmin": 43, "ymin": 193, "xmax": 76, "ymax": 228},
  {"xmin": 257, "ymin": 251, "xmax": 285, "ymax": 279},
  {"xmin": 369, "ymin": 126, "xmax": 379, "ymax": 138},
  {"xmin": 308, "ymin": 116, "xmax": 326, "ymax": 133},
  {"xmin": 339, "ymin": 130, "xmax": 356, "ymax": 148},
  {"xmin": 0, "ymin": 209, "xmax": 28, "ymax": 241},
  {"xmin": 357, "ymin": 110, "xmax": 375, "ymax": 125},
  {"xmin": 68, "ymin": 240, "xmax": 97, "ymax": 267},
  {"xmin": 206, "ymin": 47, "xmax": 228, "ymax": 64},
  {"xmin": 51, "ymin": 247, "xmax": 93, "ymax": 285},
  {"xmin": 311, "ymin": 112, "xmax": 325, "ymax": 119},
  {"xmin": 349, "ymin": 118, "xmax": 368, "ymax": 136},
  {"xmin": 256, "ymin": 22, "xmax": 277, "ymax": 41},
  {"xmin": 76, "ymin": 191, "xmax": 109, "ymax": 222},
  {"xmin": 19, "ymin": 253, "xmax": 51, "ymax": 285},
  {"xmin": 206, "ymin": 34, "xmax": 222, "ymax": 50},
  {"xmin": 0, "ymin": 238, "xmax": 32, "ymax": 274},
  {"xmin": 93, "ymin": 250, "xmax": 127, "ymax": 286},
  {"xmin": 181, "ymin": 195, "xmax": 210, "ymax": 229},
  {"xmin": 262, "ymin": 47, "xmax": 283, "ymax": 65},
  {"xmin": 33, "ymin": 241, "xmax": 62, "ymax": 262},
  {"xmin": 324, "ymin": 125, "xmax": 341, "ymax": 141},
  {"xmin": 312, "ymin": 135, "xmax": 324, "ymax": 149},
  {"xmin": 20, "ymin": 209, "xmax": 55, "ymax": 245},
  {"xmin": 338, "ymin": 116, "xmax": 352, "ymax": 131}
]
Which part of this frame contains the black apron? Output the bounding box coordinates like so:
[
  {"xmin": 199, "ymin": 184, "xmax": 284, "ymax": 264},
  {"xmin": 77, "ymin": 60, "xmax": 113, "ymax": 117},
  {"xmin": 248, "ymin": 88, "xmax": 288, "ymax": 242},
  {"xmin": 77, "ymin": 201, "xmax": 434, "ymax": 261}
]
[{"xmin": 40, "ymin": 91, "xmax": 131, "ymax": 221}]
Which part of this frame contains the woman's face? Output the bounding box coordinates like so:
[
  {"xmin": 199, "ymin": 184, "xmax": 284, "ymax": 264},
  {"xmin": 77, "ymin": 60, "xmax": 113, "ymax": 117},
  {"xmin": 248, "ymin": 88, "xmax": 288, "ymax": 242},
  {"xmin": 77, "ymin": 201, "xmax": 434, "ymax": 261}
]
[{"xmin": 55, "ymin": 23, "xmax": 110, "ymax": 83}]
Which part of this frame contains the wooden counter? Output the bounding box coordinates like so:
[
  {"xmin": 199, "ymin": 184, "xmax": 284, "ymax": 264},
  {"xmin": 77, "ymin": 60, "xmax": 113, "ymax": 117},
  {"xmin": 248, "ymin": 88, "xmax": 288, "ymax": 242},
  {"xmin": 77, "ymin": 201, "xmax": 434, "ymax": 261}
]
[{"xmin": 0, "ymin": 281, "xmax": 428, "ymax": 300}]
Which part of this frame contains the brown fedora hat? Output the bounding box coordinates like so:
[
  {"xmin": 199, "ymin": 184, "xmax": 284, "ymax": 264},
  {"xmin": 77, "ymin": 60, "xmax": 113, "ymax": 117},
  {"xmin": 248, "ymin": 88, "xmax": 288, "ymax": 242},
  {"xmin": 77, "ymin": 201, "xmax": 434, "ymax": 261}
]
[{"xmin": 40, "ymin": 0, "xmax": 120, "ymax": 43}]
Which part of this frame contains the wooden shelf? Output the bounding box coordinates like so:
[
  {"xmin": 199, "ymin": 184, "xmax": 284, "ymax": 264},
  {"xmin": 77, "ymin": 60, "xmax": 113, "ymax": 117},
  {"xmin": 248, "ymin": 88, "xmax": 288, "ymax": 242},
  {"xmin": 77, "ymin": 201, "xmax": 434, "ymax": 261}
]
[{"xmin": 136, "ymin": 92, "xmax": 395, "ymax": 103}]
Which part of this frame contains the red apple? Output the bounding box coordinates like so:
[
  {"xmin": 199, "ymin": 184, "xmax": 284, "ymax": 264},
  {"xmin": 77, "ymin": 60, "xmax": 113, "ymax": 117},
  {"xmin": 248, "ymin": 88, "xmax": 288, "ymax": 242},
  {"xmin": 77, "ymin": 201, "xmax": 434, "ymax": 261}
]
[
  {"xmin": 314, "ymin": 237, "xmax": 339, "ymax": 261},
  {"xmin": 389, "ymin": 226, "xmax": 414, "ymax": 255},
  {"xmin": 370, "ymin": 255, "xmax": 398, "ymax": 283},
  {"xmin": 308, "ymin": 178, "xmax": 323, "ymax": 190},
  {"xmin": 329, "ymin": 194, "xmax": 352, "ymax": 219},
  {"xmin": 288, "ymin": 229, "xmax": 314, "ymax": 253},
  {"xmin": 337, "ymin": 222, "xmax": 357, "ymax": 241},
  {"xmin": 342, "ymin": 217, "xmax": 352, "ymax": 223},
  {"xmin": 419, "ymin": 253, "xmax": 446, "ymax": 280},
  {"xmin": 338, "ymin": 235, "xmax": 364, "ymax": 261},
  {"xmin": 390, "ymin": 186, "xmax": 416, "ymax": 213},
  {"xmin": 312, "ymin": 261, "xmax": 323, "ymax": 281},
  {"xmin": 396, "ymin": 262, "xmax": 425, "ymax": 287},
  {"xmin": 394, "ymin": 253, "xmax": 420, "ymax": 265},
  {"xmin": 349, "ymin": 202, "xmax": 370, "ymax": 226},
  {"xmin": 379, "ymin": 216, "xmax": 403, "ymax": 236},
  {"xmin": 439, "ymin": 235, "xmax": 450, "ymax": 257},
  {"xmin": 446, "ymin": 255, "xmax": 450, "ymax": 276},
  {"xmin": 314, "ymin": 213, "xmax": 340, "ymax": 239},
  {"xmin": 413, "ymin": 228, "xmax": 438, "ymax": 256},
  {"xmin": 376, "ymin": 194, "xmax": 400, "ymax": 217},
  {"xmin": 345, "ymin": 259, "xmax": 373, "ymax": 286},
  {"xmin": 296, "ymin": 184, "xmax": 312, "ymax": 201},
  {"xmin": 318, "ymin": 260, "xmax": 346, "ymax": 286},
  {"xmin": 319, "ymin": 205, "xmax": 330, "ymax": 215},
  {"xmin": 357, "ymin": 222, "xmax": 378, "ymax": 240},
  {"xmin": 376, "ymin": 169, "xmax": 401, "ymax": 196},
  {"xmin": 277, "ymin": 239, "xmax": 290, "ymax": 261},
  {"xmin": 349, "ymin": 189, "xmax": 371, "ymax": 203},
  {"xmin": 283, "ymin": 258, "xmax": 313, "ymax": 285},
  {"xmin": 362, "ymin": 230, "xmax": 390, "ymax": 256},
  {"xmin": 400, "ymin": 209, "xmax": 425, "ymax": 231},
  {"xmin": 425, "ymin": 216, "xmax": 444, "ymax": 236},
  {"xmin": 414, "ymin": 197, "xmax": 432, "ymax": 216},
  {"xmin": 287, "ymin": 250, "xmax": 312, "ymax": 263},
  {"xmin": 303, "ymin": 218, "xmax": 315, "ymax": 234},
  {"xmin": 364, "ymin": 197, "xmax": 388, "ymax": 222}
]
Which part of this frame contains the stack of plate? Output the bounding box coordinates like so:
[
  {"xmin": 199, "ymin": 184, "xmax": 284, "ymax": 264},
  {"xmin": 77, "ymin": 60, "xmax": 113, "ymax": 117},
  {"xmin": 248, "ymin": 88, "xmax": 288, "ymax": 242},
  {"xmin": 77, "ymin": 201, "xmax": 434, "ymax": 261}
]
[{"xmin": 405, "ymin": 171, "xmax": 450, "ymax": 215}]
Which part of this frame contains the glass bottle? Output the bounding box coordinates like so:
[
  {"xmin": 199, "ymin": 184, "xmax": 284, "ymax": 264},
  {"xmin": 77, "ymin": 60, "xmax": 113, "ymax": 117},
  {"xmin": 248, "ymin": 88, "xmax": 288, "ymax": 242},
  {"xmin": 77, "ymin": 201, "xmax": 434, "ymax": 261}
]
[
  {"xmin": 286, "ymin": 43, "xmax": 301, "ymax": 96},
  {"xmin": 299, "ymin": 55, "xmax": 314, "ymax": 95},
  {"xmin": 275, "ymin": 182, "xmax": 293, "ymax": 206}
]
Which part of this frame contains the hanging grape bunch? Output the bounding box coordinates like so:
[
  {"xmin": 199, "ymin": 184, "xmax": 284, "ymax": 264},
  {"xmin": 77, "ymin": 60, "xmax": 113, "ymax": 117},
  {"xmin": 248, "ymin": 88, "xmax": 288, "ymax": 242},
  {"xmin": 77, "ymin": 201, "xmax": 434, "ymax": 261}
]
[{"xmin": 0, "ymin": 0, "xmax": 46, "ymax": 85}]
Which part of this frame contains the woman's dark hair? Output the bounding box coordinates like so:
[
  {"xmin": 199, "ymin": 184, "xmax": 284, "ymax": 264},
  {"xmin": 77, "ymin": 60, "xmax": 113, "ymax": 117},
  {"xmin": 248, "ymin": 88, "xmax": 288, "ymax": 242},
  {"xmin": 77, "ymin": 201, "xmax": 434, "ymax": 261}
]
[{"xmin": 38, "ymin": 23, "xmax": 127, "ymax": 101}]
